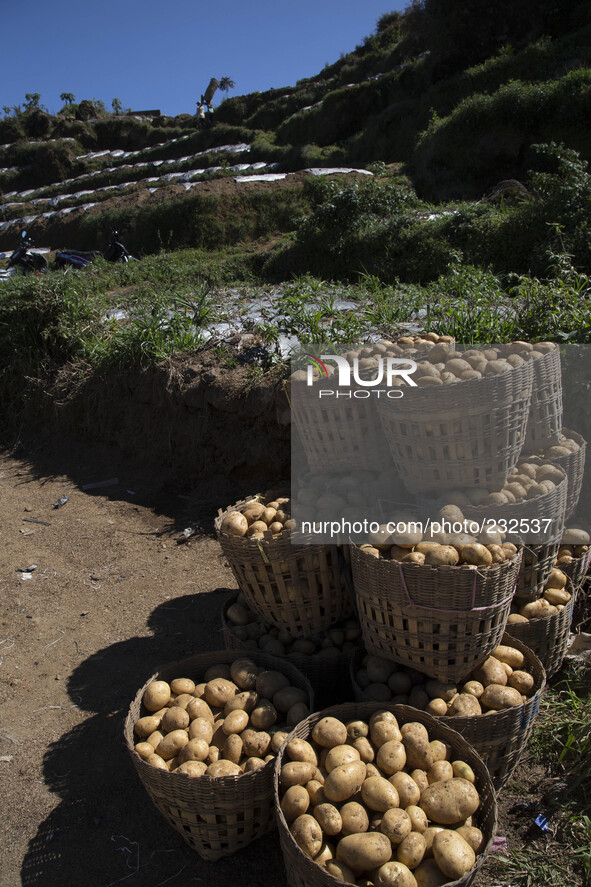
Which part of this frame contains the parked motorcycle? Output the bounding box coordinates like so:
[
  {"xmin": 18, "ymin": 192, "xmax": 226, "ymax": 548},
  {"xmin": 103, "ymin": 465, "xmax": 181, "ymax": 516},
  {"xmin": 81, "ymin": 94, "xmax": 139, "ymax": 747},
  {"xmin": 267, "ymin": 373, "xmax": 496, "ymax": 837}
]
[
  {"xmin": 7, "ymin": 231, "xmax": 48, "ymax": 274},
  {"xmin": 106, "ymin": 230, "xmax": 133, "ymax": 263},
  {"xmin": 54, "ymin": 248, "xmax": 99, "ymax": 270}
]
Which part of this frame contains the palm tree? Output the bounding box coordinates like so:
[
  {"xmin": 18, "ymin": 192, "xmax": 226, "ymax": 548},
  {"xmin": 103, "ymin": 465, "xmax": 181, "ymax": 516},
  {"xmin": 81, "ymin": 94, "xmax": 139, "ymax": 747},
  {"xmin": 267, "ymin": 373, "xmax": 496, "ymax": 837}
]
[
  {"xmin": 60, "ymin": 92, "xmax": 76, "ymax": 106},
  {"xmin": 218, "ymin": 77, "xmax": 235, "ymax": 97}
]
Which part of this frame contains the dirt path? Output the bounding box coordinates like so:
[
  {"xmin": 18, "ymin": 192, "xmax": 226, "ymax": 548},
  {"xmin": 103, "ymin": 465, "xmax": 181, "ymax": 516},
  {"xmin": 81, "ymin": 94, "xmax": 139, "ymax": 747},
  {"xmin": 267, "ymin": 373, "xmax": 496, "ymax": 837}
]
[{"xmin": 0, "ymin": 439, "xmax": 286, "ymax": 887}]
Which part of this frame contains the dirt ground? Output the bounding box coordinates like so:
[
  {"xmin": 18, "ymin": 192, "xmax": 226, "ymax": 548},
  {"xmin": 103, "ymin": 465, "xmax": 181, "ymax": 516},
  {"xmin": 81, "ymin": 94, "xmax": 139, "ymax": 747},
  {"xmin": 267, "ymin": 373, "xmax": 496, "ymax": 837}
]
[{"xmin": 0, "ymin": 436, "xmax": 566, "ymax": 887}]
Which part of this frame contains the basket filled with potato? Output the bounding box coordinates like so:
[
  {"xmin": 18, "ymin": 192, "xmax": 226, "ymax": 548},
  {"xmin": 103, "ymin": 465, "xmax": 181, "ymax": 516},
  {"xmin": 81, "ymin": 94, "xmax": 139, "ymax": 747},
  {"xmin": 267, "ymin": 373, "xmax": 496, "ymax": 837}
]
[
  {"xmin": 273, "ymin": 702, "xmax": 496, "ymax": 887},
  {"xmin": 215, "ymin": 493, "xmax": 353, "ymax": 637},
  {"xmin": 506, "ymin": 578, "xmax": 576, "ymax": 678},
  {"xmin": 376, "ymin": 343, "xmax": 535, "ymax": 495},
  {"xmin": 554, "ymin": 527, "xmax": 591, "ymax": 590},
  {"xmin": 529, "ymin": 429, "xmax": 586, "ymax": 520},
  {"xmin": 521, "ymin": 342, "xmax": 562, "ymax": 453},
  {"xmin": 124, "ymin": 650, "xmax": 313, "ymax": 860},
  {"xmin": 222, "ymin": 591, "xmax": 362, "ymax": 709},
  {"xmin": 350, "ymin": 515, "xmax": 522, "ymax": 682},
  {"xmin": 349, "ymin": 635, "xmax": 545, "ymax": 792}
]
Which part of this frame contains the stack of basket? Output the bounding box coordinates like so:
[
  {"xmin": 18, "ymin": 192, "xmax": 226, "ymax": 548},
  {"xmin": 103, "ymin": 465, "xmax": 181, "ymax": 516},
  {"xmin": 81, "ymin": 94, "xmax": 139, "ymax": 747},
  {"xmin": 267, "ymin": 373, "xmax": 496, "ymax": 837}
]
[{"xmin": 215, "ymin": 491, "xmax": 357, "ymax": 706}]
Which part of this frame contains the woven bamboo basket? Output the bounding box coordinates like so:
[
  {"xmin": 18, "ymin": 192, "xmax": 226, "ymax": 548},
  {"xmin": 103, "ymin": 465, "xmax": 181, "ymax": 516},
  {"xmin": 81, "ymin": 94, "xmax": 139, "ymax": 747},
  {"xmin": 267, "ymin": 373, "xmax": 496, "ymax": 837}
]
[
  {"xmin": 349, "ymin": 635, "xmax": 545, "ymax": 792},
  {"xmin": 561, "ymin": 546, "xmax": 591, "ymax": 591},
  {"xmin": 124, "ymin": 650, "xmax": 313, "ymax": 861},
  {"xmin": 463, "ymin": 474, "xmax": 568, "ymax": 550},
  {"xmin": 523, "ymin": 346, "xmax": 563, "ymax": 453},
  {"xmin": 215, "ymin": 497, "xmax": 353, "ymax": 637},
  {"xmin": 289, "ymin": 374, "xmax": 393, "ymax": 473},
  {"xmin": 507, "ymin": 584, "xmax": 576, "ymax": 678},
  {"xmin": 273, "ymin": 702, "xmax": 497, "ymax": 887},
  {"xmin": 221, "ymin": 592, "xmax": 358, "ymax": 709},
  {"xmin": 514, "ymin": 539, "xmax": 562, "ymax": 603},
  {"xmin": 549, "ymin": 429, "xmax": 587, "ymax": 520},
  {"xmin": 376, "ymin": 360, "xmax": 533, "ymax": 494},
  {"xmin": 350, "ymin": 544, "xmax": 521, "ymax": 682}
]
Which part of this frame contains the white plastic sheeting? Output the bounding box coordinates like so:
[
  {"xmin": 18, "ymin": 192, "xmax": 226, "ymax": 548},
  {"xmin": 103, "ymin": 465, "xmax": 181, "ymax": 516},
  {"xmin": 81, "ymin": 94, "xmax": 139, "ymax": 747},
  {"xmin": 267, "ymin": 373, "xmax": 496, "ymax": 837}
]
[
  {"xmin": 305, "ymin": 167, "xmax": 373, "ymax": 176},
  {"xmin": 235, "ymin": 174, "xmax": 287, "ymax": 183}
]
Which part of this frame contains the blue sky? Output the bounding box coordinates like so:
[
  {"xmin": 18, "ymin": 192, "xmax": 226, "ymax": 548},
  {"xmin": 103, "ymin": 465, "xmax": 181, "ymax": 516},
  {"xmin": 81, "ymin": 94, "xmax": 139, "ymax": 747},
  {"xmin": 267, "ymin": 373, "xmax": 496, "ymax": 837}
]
[{"xmin": 1, "ymin": 1, "xmax": 407, "ymax": 118}]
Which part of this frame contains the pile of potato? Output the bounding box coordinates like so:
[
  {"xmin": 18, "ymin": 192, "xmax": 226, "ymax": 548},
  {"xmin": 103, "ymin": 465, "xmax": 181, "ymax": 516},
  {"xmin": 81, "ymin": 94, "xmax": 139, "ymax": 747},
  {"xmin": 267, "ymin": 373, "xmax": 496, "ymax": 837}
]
[
  {"xmin": 531, "ymin": 431, "xmax": 583, "ymax": 462},
  {"xmin": 279, "ymin": 710, "xmax": 486, "ymax": 885},
  {"xmin": 357, "ymin": 504, "xmax": 516, "ymax": 568},
  {"xmin": 219, "ymin": 495, "xmax": 295, "ymax": 539},
  {"xmin": 403, "ymin": 340, "xmax": 556, "ymax": 389},
  {"xmin": 554, "ymin": 527, "xmax": 590, "ymax": 569},
  {"xmin": 133, "ymin": 657, "xmax": 310, "ymax": 776},
  {"xmin": 354, "ymin": 641, "xmax": 536, "ymax": 717},
  {"xmin": 509, "ymin": 568, "xmax": 572, "ymax": 622},
  {"xmin": 226, "ymin": 593, "xmax": 362, "ymax": 658},
  {"xmin": 438, "ymin": 459, "xmax": 566, "ymax": 511}
]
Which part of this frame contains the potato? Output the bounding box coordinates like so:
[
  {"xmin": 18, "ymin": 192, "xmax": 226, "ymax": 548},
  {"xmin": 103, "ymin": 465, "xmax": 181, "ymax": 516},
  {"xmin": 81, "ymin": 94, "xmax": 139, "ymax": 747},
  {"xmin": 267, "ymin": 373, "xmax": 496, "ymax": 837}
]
[
  {"xmin": 206, "ymin": 760, "xmax": 242, "ymax": 777},
  {"xmin": 161, "ymin": 707, "xmax": 190, "ymax": 732},
  {"xmin": 243, "ymin": 757, "xmax": 267, "ymax": 772},
  {"xmin": 377, "ymin": 740, "xmax": 407, "ymax": 775},
  {"xmin": 325, "ymin": 745, "xmax": 360, "ymax": 772},
  {"xmin": 256, "ymin": 670, "xmax": 289, "ymax": 699},
  {"xmin": 347, "ymin": 719, "xmax": 369, "ymax": 741},
  {"xmin": 402, "ymin": 733, "xmax": 433, "ymax": 771},
  {"xmin": 427, "ymin": 760, "xmax": 454, "ymax": 784},
  {"xmin": 220, "ymin": 512, "xmax": 248, "ymax": 537},
  {"xmin": 312, "ymin": 717, "xmax": 348, "ymax": 748},
  {"xmin": 315, "ymin": 842, "xmax": 335, "ymax": 867},
  {"xmin": 287, "ymin": 703, "xmax": 311, "ymax": 726},
  {"xmin": 410, "ymin": 770, "xmax": 429, "ymax": 795},
  {"xmin": 424, "ymin": 546, "xmax": 460, "ymax": 566},
  {"xmin": 134, "ymin": 715, "xmax": 163, "ymax": 739},
  {"xmin": 286, "ymin": 738, "xmax": 318, "ymax": 766},
  {"xmin": 186, "ymin": 697, "xmax": 214, "ymax": 723},
  {"xmin": 562, "ymin": 528, "xmax": 590, "ymax": 546},
  {"xmin": 462, "ymin": 680, "xmax": 484, "ymax": 699},
  {"xmin": 420, "ymin": 778, "xmax": 480, "ymax": 825},
  {"xmin": 447, "ymin": 694, "xmax": 482, "ymax": 717},
  {"xmin": 432, "ymin": 829, "xmax": 476, "ymax": 879},
  {"xmin": 451, "ymin": 761, "xmax": 475, "ymax": 783},
  {"xmin": 177, "ymin": 738, "xmax": 209, "ymax": 764},
  {"xmin": 481, "ymin": 684, "xmax": 523, "ymax": 710},
  {"xmin": 274, "ymin": 686, "xmax": 308, "ymax": 714},
  {"xmin": 546, "ymin": 567, "xmax": 567, "ymax": 590},
  {"xmin": 472, "ymin": 656, "xmax": 507, "ymax": 687},
  {"xmin": 336, "ymin": 801, "xmax": 368, "ymax": 837},
  {"xmin": 336, "ymin": 832, "xmax": 393, "ymax": 872},
  {"xmin": 507, "ymin": 613, "xmax": 529, "ymax": 625},
  {"xmin": 314, "ymin": 803, "xmax": 343, "ymax": 836},
  {"xmin": 306, "ymin": 780, "xmax": 327, "ymax": 807},
  {"xmin": 326, "ymin": 859, "xmax": 358, "ymax": 884},
  {"xmin": 176, "ymin": 760, "xmax": 207, "ymax": 777},
  {"xmin": 170, "ymin": 693, "xmax": 194, "ymax": 711},
  {"xmin": 290, "ymin": 814, "xmax": 323, "ymax": 859},
  {"xmin": 203, "ymin": 678, "xmax": 238, "ymax": 708},
  {"xmin": 143, "ymin": 680, "xmax": 171, "ymax": 712},
  {"xmin": 229, "ymin": 658, "xmax": 259, "ymax": 691},
  {"xmin": 544, "ymin": 587, "xmax": 571, "ymax": 605},
  {"xmin": 519, "ymin": 599, "xmax": 556, "ymax": 619},
  {"xmin": 406, "ymin": 805, "xmax": 429, "ymax": 834},
  {"xmin": 250, "ymin": 700, "xmax": 277, "ymax": 730},
  {"xmin": 146, "ymin": 730, "xmax": 163, "ymax": 749},
  {"xmin": 155, "ymin": 729, "xmax": 189, "ymax": 761},
  {"xmin": 508, "ymin": 670, "xmax": 535, "ymax": 695},
  {"xmin": 413, "ymin": 858, "xmax": 448, "ymax": 886},
  {"xmin": 281, "ymin": 761, "xmax": 317, "ymax": 788},
  {"xmin": 145, "ymin": 752, "xmax": 169, "ymax": 771},
  {"xmin": 374, "ymin": 861, "xmax": 418, "ymax": 886},
  {"xmin": 390, "ymin": 771, "xmax": 421, "ymax": 807},
  {"xmin": 188, "ymin": 717, "xmax": 214, "ymax": 744},
  {"xmin": 380, "ymin": 807, "xmax": 412, "ymax": 845},
  {"xmin": 353, "ymin": 737, "xmax": 375, "ymax": 763},
  {"xmin": 456, "ymin": 825, "xmax": 485, "ymax": 853},
  {"xmin": 222, "ymin": 733, "xmax": 243, "ymax": 764},
  {"xmin": 397, "ymin": 832, "xmax": 427, "ymax": 870},
  {"xmin": 458, "ymin": 543, "xmax": 493, "ymax": 567},
  {"xmin": 426, "ymin": 699, "xmax": 448, "ymax": 717},
  {"xmin": 324, "ymin": 760, "xmax": 367, "ymax": 802},
  {"xmin": 134, "ymin": 741, "xmax": 155, "ymax": 760},
  {"xmin": 361, "ymin": 775, "xmax": 400, "ymax": 812},
  {"xmin": 170, "ymin": 678, "xmax": 196, "ymax": 696},
  {"xmin": 371, "ymin": 716, "xmax": 403, "ymax": 748}
]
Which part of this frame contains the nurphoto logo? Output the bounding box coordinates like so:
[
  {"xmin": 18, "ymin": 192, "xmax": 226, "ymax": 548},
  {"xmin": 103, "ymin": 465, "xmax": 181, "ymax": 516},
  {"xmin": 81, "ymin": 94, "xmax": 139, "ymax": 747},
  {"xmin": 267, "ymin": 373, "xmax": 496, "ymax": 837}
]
[{"xmin": 306, "ymin": 353, "xmax": 418, "ymax": 398}]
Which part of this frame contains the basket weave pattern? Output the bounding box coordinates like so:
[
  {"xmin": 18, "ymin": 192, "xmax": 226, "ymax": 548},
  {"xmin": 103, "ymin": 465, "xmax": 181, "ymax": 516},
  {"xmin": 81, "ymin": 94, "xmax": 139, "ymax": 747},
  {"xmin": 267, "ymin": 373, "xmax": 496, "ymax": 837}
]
[
  {"xmin": 124, "ymin": 650, "xmax": 313, "ymax": 861},
  {"xmin": 215, "ymin": 501, "xmax": 353, "ymax": 637},
  {"xmin": 549, "ymin": 429, "xmax": 587, "ymax": 520},
  {"xmin": 514, "ymin": 540, "xmax": 562, "ymax": 602},
  {"xmin": 377, "ymin": 361, "xmax": 534, "ymax": 494},
  {"xmin": 351, "ymin": 545, "xmax": 521, "ymax": 682},
  {"xmin": 349, "ymin": 634, "xmax": 545, "ymax": 791},
  {"xmin": 273, "ymin": 702, "xmax": 497, "ymax": 887},
  {"xmin": 507, "ymin": 585, "xmax": 576, "ymax": 678},
  {"xmin": 523, "ymin": 348, "xmax": 563, "ymax": 453}
]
